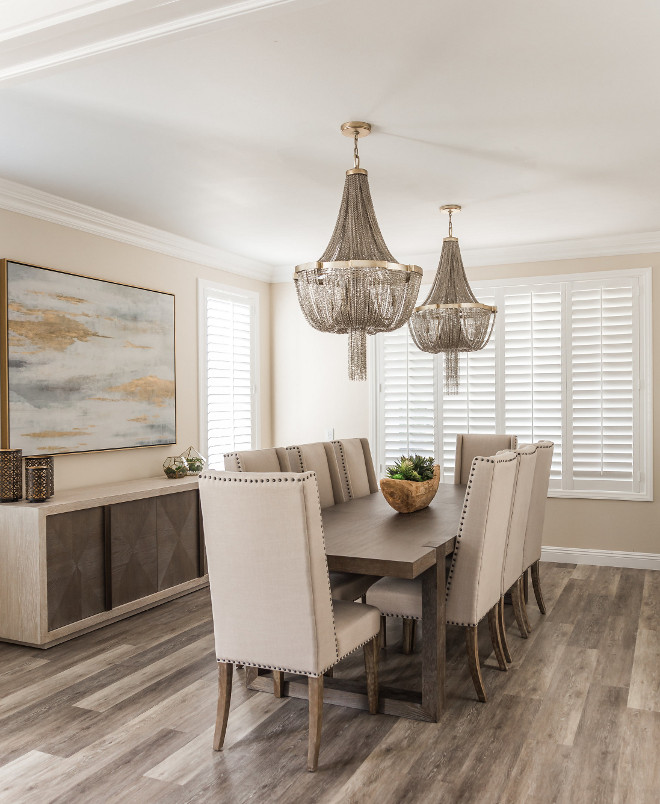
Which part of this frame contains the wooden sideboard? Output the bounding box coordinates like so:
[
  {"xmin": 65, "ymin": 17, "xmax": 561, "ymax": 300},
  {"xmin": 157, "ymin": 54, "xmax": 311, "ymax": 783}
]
[{"xmin": 0, "ymin": 476, "xmax": 208, "ymax": 648}]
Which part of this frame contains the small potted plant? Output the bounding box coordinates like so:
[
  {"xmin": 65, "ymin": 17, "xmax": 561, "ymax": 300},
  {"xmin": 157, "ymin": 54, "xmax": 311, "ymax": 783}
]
[
  {"xmin": 179, "ymin": 446, "xmax": 206, "ymax": 476},
  {"xmin": 380, "ymin": 454, "xmax": 440, "ymax": 513},
  {"xmin": 163, "ymin": 456, "xmax": 188, "ymax": 479}
]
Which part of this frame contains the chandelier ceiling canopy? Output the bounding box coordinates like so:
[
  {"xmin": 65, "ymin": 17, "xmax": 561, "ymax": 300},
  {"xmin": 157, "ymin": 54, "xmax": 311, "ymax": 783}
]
[
  {"xmin": 294, "ymin": 122, "xmax": 422, "ymax": 381},
  {"xmin": 408, "ymin": 205, "xmax": 497, "ymax": 394}
]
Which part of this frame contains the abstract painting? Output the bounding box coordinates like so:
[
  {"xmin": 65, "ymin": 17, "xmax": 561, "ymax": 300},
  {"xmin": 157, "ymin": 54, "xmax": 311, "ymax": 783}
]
[{"xmin": 1, "ymin": 260, "xmax": 176, "ymax": 455}]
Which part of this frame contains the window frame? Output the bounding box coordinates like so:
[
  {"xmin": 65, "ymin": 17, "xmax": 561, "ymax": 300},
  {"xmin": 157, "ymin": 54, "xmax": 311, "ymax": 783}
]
[
  {"xmin": 198, "ymin": 279, "xmax": 260, "ymax": 467},
  {"xmin": 371, "ymin": 266, "xmax": 653, "ymax": 502}
]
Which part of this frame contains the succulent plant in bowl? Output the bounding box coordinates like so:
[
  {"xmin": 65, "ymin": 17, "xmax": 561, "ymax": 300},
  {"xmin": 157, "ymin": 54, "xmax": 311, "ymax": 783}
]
[
  {"xmin": 386, "ymin": 454, "xmax": 435, "ymax": 482},
  {"xmin": 381, "ymin": 454, "xmax": 440, "ymax": 513}
]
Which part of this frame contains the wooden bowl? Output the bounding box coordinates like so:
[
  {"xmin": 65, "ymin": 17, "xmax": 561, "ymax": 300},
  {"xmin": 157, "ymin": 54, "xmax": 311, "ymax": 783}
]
[{"xmin": 379, "ymin": 465, "xmax": 441, "ymax": 513}]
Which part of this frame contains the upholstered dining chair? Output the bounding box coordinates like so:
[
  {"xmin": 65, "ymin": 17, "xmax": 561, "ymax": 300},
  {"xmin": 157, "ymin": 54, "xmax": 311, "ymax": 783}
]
[
  {"xmin": 454, "ymin": 434, "xmax": 517, "ymax": 484},
  {"xmin": 223, "ymin": 447, "xmax": 290, "ymax": 472},
  {"xmin": 286, "ymin": 442, "xmax": 379, "ymax": 603},
  {"xmin": 198, "ymin": 470, "xmax": 381, "ymax": 772},
  {"xmin": 497, "ymin": 445, "xmax": 537, "ymax": 661},
  {"xmin": 519, "ymin": 441, "xmax": 554, "ymax": 623},
  {"xmin": 366, "ymin": 451, "xmax": 520, "ymax": 702},
  {"xmin": 330, "ymin": 438, "xmax": 379, "ymax": 501}
]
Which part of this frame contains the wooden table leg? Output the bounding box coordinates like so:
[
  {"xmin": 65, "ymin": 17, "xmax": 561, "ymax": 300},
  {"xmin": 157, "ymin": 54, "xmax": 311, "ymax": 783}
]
[
  {"xmin": 421, "ymin": 547, "xmax": 445, "ymax": 721},
  {"xmin": 245, "ymin": 666, "xmax": 258, "ymax": 687}
]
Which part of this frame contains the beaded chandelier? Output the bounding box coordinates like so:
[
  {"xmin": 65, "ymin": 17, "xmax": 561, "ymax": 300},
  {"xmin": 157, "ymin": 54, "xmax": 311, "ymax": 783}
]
[
  {"xmin": 409, "ymin": 205, "xmax": 497, "ymax": 394},
  {"xmin": 294, "ymin": 122, "xmax": 422, "ymax": 381}
]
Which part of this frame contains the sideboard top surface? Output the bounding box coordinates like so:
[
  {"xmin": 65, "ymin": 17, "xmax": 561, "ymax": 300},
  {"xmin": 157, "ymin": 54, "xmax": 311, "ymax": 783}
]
[{"xmin": 0, "ymin": 476, "xmax": 199, "ymax": 516}]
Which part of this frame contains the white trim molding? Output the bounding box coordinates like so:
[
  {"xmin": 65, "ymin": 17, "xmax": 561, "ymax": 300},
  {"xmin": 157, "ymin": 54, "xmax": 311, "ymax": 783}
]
[
  {"xmin": 0, "ymin": 177, "xmax": 273, "ymax": 282},
  {"xmin": 541, "ymin": 545, "xmax": 660, "ymax": 571},
  {"xmin": 403, "ymin": 229, "xmax": 660, "ymax": 272},
  {"xmin": 0, "ymin": 0, "xmax": 305, "ymax": 83}
]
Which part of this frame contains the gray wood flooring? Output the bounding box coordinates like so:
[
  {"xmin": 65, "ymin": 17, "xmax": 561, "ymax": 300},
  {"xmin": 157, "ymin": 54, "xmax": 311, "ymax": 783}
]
[{"xmin": 0, "ymin": 563, "xmax": 658, "ymax": 803}]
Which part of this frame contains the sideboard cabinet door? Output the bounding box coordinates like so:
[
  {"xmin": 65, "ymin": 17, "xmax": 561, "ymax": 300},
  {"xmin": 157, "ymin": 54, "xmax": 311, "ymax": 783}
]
[
  {"xmin": 156, "ymin": 490, "xmax": 200, "ymax": 590},
  {"xmin": 109, "ymin": 498, "xmax": 158, "ymax": 607},
  {"xmin": 47, "ymin": 508, "xmax": 106, "ymax": 631}
]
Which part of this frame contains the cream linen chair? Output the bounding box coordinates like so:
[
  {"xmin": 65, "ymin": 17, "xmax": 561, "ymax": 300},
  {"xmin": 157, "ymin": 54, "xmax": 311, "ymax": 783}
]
[
  {"xmin": 454, "ymin": 434, "xmax": 517, "ymax": 484},
  {"xmin": 519, "ymin": 441, "xmax": 554, "ymax": 621},
  {"xmin": 330, "ymin": 438, "xmax": 379, "ymax": 501},
  {"xmin": 286, "ymin": 442, "xmax": 378, "ymax": 603},
  {"xmin": 367, "ymin": 451, "xmax": 519, "ymax": 702},
  {"xmin": 497, "ymin": 445, "xmax": 537, "ymax": 661},
  {"xmin": 198, "ymin": 470, "xmax": 381, "ymax": 772},
  {"xmin": 223, "ymin": 447, "xmax": 291, "ymax": 472}
]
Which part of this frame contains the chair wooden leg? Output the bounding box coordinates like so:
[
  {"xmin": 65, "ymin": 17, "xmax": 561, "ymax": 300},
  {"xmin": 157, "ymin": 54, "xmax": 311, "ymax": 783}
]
[
  {"xmin": 402, "ymin": 618, "xmax": 415, "ymax": 655},
  {"xmin": 520, "ymin": 577, "xmax": 532, "ymax": 634},
  {"xmin": 361, "ymin": 594, "xmax": 367, "ymax": 604},
  {"xmin": 523, "ymin": 568, "xmax": 529, "ymax": 604},
  {"xmin": 510, "ymin": 579, "xmax": 529, "ymax": 638},
  {"xmin": 465, "ymin": 625, "xmax": 487, "ymax": 702},
  {"xmin": 363, "ymin": 636, "xmax": 380, "ymax": 714},
  {"xmin": 487, "ymin": 605, "xmax": 508, "ymax": 671},
  {"xmin": 273, "ymin": 670, "xmax": 284, "ymax": 697},
  {"xmin": 531, "ymin": 559, "xmax": 547, "ymax": 614},
  {"xmin": 380, "ymin": 615, "xmax": 387, "ymax": 648},
  {"xmin": 307, "ymin": 675, "xmax": 324, "ymax": 772},
  {"xmin": 213, "ymin": 662, "xmax": 233, "ymax": 751},
  {"xmin": 498, "ymin": 596, "xmax": 512, "ymax": 663}
]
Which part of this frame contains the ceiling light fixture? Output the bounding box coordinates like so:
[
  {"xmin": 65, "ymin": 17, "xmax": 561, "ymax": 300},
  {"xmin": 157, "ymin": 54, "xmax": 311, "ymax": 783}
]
[
  {"xmin": 409, "ymin": 205, "xmax": 497, "ymax": 394},
  {"xmin": 294, "ymin": 122, "xmax": 422, "ymax": 381}
]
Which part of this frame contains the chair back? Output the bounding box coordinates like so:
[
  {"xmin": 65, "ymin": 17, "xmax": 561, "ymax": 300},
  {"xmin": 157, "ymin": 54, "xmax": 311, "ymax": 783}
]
[
  {"xmin": 330, "ymin": 438, "xmax": 378, "ymax": 500},
  {"xmin": 520, "ymin": 441, "xmax": 554, "ymax": 571},
  {"xmin": 286, "ymin": 442, "xmax": 343, "ymax": 509},
  {"xmin": 446, "ymin": 451, "xmax": 518, "ymax": 626},
  {"xmin": 501, "ymin": 445, "xmax": 537, "ymax": 593},
  {"xmin": 223, "ymin": 447, "xmax": 290, "ymax": 472},
  {"xmin": 198, "ymin": 470, "xmax": 338, "ymax": 676},
  {"xmin": 454, "ymin": 434, "xmax": 518, "ymax": 484}
]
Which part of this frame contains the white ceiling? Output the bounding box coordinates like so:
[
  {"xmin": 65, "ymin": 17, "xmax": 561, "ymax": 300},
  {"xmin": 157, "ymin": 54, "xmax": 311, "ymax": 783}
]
[{"xmin": 2, "ymin": 0, "xmax": 660, "ymax": 280}]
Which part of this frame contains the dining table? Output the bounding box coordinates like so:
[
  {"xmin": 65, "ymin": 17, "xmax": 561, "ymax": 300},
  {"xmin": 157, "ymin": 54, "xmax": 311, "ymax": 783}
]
[{"xmin": 246, "ymin": 482, "xmax": 467, "ymax": 723}]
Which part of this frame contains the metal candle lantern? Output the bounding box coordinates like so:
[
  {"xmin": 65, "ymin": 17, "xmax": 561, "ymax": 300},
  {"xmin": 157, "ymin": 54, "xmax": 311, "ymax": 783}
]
[
  {"xmin": 25, "ymin": 465, "xmax": 50, "ymax": 503},
  {"xmin": 0, "ymin": 448, "xmax": 22, "ymax": 502},
  {"xmin": 25, "ymin": 455, "xmax": 54, "ymax": 497}
]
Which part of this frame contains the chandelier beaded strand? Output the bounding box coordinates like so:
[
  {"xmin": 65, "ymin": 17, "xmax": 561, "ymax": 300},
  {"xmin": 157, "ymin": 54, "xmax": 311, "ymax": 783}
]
[
  {"xmin": 294, "ymin": 122, "xmax": 422, "ymax": 381},
  {"xmin": 408, "ymin": 205, "xmax": 497, "ymax": 394}
]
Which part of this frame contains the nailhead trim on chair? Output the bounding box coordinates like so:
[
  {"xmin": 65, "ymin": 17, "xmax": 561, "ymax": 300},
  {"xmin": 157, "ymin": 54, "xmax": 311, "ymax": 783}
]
[
  {"xmin": 223, "ymin": 451, "xmax": 243, "ymax": 471},
  {"xmin": 216, "ymin": 632, "xmax": 378, "ymax": 678},
  {"xmin": 521, "ymin": 441, "xmax": 553, "ymax": 572},
  {"xmin": 200, "ymin": 469, "xmax": 343, "ymax": 672},
  {"xmin": 286, "ymin": 445, "xmax": 305, "ymax": 473},
  {"xmin": 331, "ymin": 440, "xmax": 353, "ymax": 499},
  {"xmin": 444, "ymin": 452, "xmax": 519, "ymax": 628}
]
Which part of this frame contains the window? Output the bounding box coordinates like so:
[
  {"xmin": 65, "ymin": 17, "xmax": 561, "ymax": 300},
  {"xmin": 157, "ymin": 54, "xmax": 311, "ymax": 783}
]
[
  {"xmin": 372, "ymin": 268, "xmax": 652, "ymax": 501},
  {"xmin": 199, "ymin": 281, "xmax": 259, "ymax": 469}
]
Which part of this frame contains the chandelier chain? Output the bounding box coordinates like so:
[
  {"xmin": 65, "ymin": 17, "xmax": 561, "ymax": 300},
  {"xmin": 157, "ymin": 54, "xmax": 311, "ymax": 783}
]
[{"xmin": 353, "ymin": 132, "xmax": 360, "ymax": 169}]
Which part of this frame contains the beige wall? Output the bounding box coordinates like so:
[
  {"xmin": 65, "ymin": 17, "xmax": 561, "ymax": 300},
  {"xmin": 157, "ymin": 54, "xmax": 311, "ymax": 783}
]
[
  {"xmin": 272, "ymin": 253, "xmax": 659, "ymax": 555},
  {"xmin": 1, "ymin": 208, "xmax": 271, "ymax": 492}
]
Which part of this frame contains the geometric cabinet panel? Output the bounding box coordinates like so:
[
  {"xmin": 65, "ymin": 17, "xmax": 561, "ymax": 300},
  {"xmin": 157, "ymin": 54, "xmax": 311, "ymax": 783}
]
[
  {"xmin": 109, "ymin": 498, "xmax": 158, "ymax": 608},
  {"xmin": 156, "ymin": 490, "xmax": 200, "ymax": 591},
  {"xmin": 46, "ymin": 507, "xmax": 106, "ymax": 631}
]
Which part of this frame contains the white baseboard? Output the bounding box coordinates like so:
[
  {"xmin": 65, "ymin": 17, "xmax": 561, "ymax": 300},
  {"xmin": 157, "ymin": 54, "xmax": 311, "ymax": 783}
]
[{"xmin": 541, "ymin": 545, "xmax": 660, "ymax": 571}]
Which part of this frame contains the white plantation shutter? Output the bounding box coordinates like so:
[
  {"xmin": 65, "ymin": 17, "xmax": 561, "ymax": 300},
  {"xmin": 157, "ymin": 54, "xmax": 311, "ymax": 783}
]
[
  {"xmin": 502, "ymin": 287, "xmax": 563, "ymax": 484},
  {"xmin": 569, "ymin": 279, "xmax": 635, "ymax": 491},
  {"xmin": 376, "ymin": 324, "xmax": 435, "ymax": 477},
  {"xmin": 199, "ymin": 283, "xmax": 258, "ymax": 469},
  {"xmin": 373, "ymin": 268, "xmax": 651, "ymax": 501}
]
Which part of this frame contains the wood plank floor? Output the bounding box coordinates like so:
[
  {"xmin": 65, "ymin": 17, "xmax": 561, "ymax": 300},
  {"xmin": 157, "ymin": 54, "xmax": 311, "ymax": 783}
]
[{"xmin": 0, "ymin": 563, "xmax": 658, "ymax": 803}]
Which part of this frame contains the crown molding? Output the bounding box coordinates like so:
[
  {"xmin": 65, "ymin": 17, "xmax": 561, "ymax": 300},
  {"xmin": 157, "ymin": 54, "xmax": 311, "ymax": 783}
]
[
  {"xmin": 0, "ymin": 0, "xmax": 302, "ymax": 83},
  {"xmin": 403, "ymin": 231, "xmax": 660, "ymax": 274},
  {"xmin": 0, "ymin": 177, "xmax": 273, "ymax": 282},
  {"xmin": 271, "ymin": 229, "xmax": 660, "ymax": 283}
]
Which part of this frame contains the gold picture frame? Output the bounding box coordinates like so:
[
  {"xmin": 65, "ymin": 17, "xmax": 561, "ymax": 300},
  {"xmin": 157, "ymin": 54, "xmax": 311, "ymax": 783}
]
[{"xmin": 1, "ymin": 259, "xmax": 176, "ymax": 456}]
